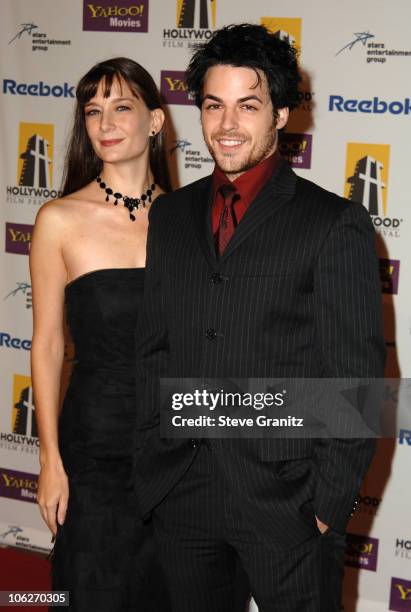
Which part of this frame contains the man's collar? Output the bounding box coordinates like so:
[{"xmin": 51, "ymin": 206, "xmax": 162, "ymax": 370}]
[{"xmin": 212, "ymin": 151, "xmax": 282, "ymax": 209}]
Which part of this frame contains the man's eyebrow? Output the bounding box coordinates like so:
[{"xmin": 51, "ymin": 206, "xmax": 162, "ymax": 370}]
[
  {"xmin": 202, "ymin": 94, "xmax": 263, "ymax": 104},
  {"xmin": 238, "ymin": 95, "xmax": 263, "ymax": 104},
  {"xmin": 202, "ymin": 94, "xmax": 223, "ymax": 103}
]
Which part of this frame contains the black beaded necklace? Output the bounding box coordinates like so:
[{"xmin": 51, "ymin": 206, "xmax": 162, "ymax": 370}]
[{"xmin": 96, "ymin": 176, "xmax": 156, "ymax": 221}]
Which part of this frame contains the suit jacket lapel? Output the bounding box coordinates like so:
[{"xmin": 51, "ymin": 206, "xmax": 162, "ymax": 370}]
[
  {"xmin": 188, "ymin": 161, "xmax": 297, "ymax": 266},
  {"xmin": 190, "ymin": 175, "xmax": 217, "ymax": 267},
  {"xmin": 220, "ymin": 161, "xmax": 297, "ymax": 262}
]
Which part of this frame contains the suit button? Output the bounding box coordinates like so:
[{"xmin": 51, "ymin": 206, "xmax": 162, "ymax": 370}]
[
  {"xmin": 205, "ymin": 328, "xmax": 217, "ymax": 340},
  {"xmin": 211, "ymin": 272, "xmax": 223, "ymax": 285},
  {"xmin": 190, "ymin": 439, "xmax": 198, "ymax": 448}
]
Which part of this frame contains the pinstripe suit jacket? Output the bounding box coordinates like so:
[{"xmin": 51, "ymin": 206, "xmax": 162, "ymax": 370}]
[{"xmin": 134, "ymin": 160, "xmax": 385, "ymax": 547}]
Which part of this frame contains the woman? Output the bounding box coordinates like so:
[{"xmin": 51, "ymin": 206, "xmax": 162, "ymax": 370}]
[{"xmin": 30, "ymin": 57, "xmax": 171, "ymax": 610}]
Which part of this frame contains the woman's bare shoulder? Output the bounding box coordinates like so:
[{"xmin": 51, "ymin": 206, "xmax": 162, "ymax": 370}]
[{"xmin": 35, "ymin": 185, "xmax": 95, "ymax": 230}]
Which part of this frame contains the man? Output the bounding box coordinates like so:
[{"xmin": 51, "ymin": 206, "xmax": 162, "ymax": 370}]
[{"xmin": 135, "ymin": 24, "xmax": 385, "ymax": 611}]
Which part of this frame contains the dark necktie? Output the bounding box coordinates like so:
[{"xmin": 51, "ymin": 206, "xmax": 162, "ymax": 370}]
[{"xmin": 216, "ymin": 183, "xmax": 240, "ymax": 256}]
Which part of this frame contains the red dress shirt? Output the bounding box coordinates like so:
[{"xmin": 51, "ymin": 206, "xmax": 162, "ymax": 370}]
[{"xmin": 211, "ymin": 151, "xmax": 282, "ymax": 236}]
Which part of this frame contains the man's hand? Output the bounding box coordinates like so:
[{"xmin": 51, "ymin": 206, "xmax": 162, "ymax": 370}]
[{"xmin": 315, "ymin": 516, "xmax": 329, "ymax": 534}]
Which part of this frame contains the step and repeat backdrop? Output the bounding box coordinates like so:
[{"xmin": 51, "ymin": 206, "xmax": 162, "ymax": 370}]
[{"xmin": 1, "ymin": 1, "xmax": 410, "ymax": 610}]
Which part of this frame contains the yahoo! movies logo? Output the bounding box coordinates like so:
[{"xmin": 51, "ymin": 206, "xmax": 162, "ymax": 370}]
[
  {"xmin": 379, "ymin": 259, "xmax": 400, "ymax": 295},
  {"xmin": 83, "ymin": 1, "xmax": 148, "ymax": 32},
  {"xmin": 163, "ymin": 0, "xmax": 216, "ymax": 48},
  {"xmin": 5, "ymin": 223, "xmax": 33, "ymax": 255},
  {"xmin": 345, "ymin": 143, "xmax": 402, "ymax": 238},
  {"xmin": 160, "ymin": 71, "xmax": 194, "ymax": 105},
  {"xmin": 278, "ymin": 133, "xmax": 312, "ymax": 169},
  {"xmin": 261, "ymin": 17, "xmax": 302, "ymax": 54},
  {"xmin": 6, "ymin": 123, "xmax": 62, "ymax": 205},
  {"xmin": 390, "ymin": 577, "xmax": 411, "ymax": 611},
  {"xmin": 345, "ymin": 533, "xmax": 379, "ymax": 571},
  {"xmin": 0, "ymin": 467, "xmax": 38, "ymax": 504}
]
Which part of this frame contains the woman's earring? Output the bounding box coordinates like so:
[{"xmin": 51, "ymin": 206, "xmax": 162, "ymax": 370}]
[{"xmin": 150, "ymin": 130, "xmax": 156, "ymax": 149}]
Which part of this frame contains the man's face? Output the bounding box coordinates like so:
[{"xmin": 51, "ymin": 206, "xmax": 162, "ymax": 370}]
[{"xmin": 201, "ymin": 65, "xmax": 289, "ymax": 180}]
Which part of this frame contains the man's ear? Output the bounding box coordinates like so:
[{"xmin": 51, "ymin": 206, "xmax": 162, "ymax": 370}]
[{"xmin": 276, "ymin": 107, "xmax": 289, "ymax": 130}]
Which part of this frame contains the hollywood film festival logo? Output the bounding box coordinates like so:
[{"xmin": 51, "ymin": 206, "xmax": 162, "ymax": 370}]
[
  {"xmin": 0, "ymin": 375, "xmax": 39, "ymax": 455},
  {"xmin": 261, "ymin": 18, "xmax": 315, "ymax": 116},
  {"xmin": 260, "ymin": 17, "xmax": 302, "ymax": 52},
  {"xmin": 6, "ymin": 122, "xmax": 61, "ymax": 207},
  {"xmin": 163, "ymin": 0, "xmax": 216, "ymax": 48},
  {"xmin": 345, "ymin": 143, "xmax": 403, "ymax": 238},
  {"xmin": 335, "ymin": 30, "xmax": 411, "ymax": 65},
  {"xmin": 395, "ymin": 537, "xmax": 411, "ymax": 561},
  {"xmin": 83, "ymin": 1, "xmax": 148, "ymax": 33}
]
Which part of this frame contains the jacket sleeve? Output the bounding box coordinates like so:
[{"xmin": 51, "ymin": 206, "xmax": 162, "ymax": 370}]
[{"xmin": 312, "ymin": 200, "xmax": 386, "ymax": 532}]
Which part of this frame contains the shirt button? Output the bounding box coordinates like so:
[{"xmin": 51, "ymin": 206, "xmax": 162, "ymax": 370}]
[
  {"xmin": 190, "ymin": 439, "xmax": 198, "ymax": 448},
  {"xmin": 211, "ymin": 272, "xmax": 223, "ymax": 285},
  {"xmin": 205, "ymin": 328, "xmax": 217, "ymax": 340}
]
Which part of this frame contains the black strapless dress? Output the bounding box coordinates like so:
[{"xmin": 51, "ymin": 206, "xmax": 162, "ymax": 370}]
[{"xmin": 52, "ymin": 268, "xmax": 169, "ymax": 611}]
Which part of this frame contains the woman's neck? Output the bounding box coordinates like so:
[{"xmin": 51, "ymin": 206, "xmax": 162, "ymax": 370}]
[{"xmin": 99, "ymin": 159, "xmax": 154, "ymax": 198}]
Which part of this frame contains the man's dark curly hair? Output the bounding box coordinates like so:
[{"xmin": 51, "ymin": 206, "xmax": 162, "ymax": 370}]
[{"xmin": 186, "ymin": 23, "xmax": 301, "ymax": 113}]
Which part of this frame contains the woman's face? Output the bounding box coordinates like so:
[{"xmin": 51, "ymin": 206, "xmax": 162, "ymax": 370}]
[{"xmin": 84, "ymin": 77, "xmax": 157, "ymax": 164}]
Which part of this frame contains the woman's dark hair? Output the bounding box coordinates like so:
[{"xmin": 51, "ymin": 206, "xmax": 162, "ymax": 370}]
[
  {"xmin": 62, "ymin": 57, "xmax": 171, "ymax": 196},
  {"xmin": 186, "ymin": 24, "xmax": 301, "ymax": 114}
]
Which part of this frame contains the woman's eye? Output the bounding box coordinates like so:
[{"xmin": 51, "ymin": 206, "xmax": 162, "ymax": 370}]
[
  {"xmin": 85, "ymin": 109, "xmax": 99, "ymax": 116},
  {"xmin": 117, "ymin": 105, "xmax": 131, "ymax": 111}
]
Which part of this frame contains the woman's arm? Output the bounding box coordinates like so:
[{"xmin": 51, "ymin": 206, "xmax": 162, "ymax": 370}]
[{"xmin": 29, "ymin": 202, "xmax": 69, "ymax": 536}]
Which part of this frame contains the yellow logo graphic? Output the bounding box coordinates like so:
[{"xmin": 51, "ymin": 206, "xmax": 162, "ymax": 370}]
[
  {"xmin": 12, "ymin": 375, "xmax": 37, "ymax": 438},
  {"xmin": 17, "ymin": 122, "xmax": 54, "ymax": 189},
  {"xmin": 394, "ymin": 582, "xmax": 411, "ymax": 601},
  {"xmin": 345, "ymin": 143, "xmax": 390, "ymax": 216},
  {"xmin": 86, "ymin": 4, "xmax": 146, "ymax": 18},
  {"xmin": 177, "ymin": 0, "xmax": 216, "ymax": 29},
  {"xmin": 261, "ymin": 17, "xmax": 302, "ymax": 51}
]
